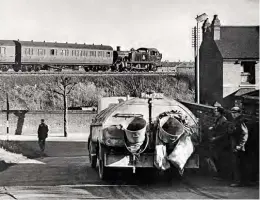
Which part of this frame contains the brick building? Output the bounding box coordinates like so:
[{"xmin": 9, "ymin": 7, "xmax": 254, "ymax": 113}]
[{"xmin": 199, "ymin": 15, "xmax": 259, "ymax": 108}]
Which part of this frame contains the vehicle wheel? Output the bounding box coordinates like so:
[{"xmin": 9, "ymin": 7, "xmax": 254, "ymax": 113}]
[
  {"xmin": 88, "ymin": 141, "xmax": 97, "ymax": 168},
  {"xmin": 84, "ymin": 66, "xmax": 89, "ymax": 72},
  {"xmin": 13, "ymin": 64, "xmax": 20, "ymax": 72},
  {"xmin": 21, "ymin": 65, "xmax": 27, "ymax": 72},
  {"xmin": 27, "ymin": 65, "xmax": 32, "ymax": 72},
  {"xmin": 98, "ymin": 143, "xmax": 109, "ymax": 180},
  {"xmin": 1, "ymin": 65, "xmax": 9, "ymax": 72},
  {"xmin": 33, "ymin": 65, "xmax": 40, "ymax": 72}
]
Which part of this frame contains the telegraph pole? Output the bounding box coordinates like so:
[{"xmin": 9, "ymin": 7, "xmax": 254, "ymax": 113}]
[{"xmin": 194, "ymin": 13, "xmax": 208, "ymax": 104}]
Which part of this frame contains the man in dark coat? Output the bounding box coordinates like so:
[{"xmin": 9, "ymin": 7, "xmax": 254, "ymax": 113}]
[
  {"xmin": 38, "ymin": 119, "xmax": 49, "ymax": 155},
  {"xmin": 229, "ymin": 107, "xmax": 248, "ymax": 187},
  {"xmin": 209, "ymin": 105, "xmax": 228, "ymax": 180}
]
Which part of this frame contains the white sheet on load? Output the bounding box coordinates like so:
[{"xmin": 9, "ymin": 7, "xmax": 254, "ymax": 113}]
[
  {"xmin": 167, "ymin": 132, "xmax": 194, "ymax": 171},
  {"xmin": 154, "ymin": 144, "xmax": 171, "ymax": 170}
]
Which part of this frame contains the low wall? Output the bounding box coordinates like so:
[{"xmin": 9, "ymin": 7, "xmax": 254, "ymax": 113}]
[{"xmin": 0, "ymin": 110, "xmax": 96, "ymax": 136}]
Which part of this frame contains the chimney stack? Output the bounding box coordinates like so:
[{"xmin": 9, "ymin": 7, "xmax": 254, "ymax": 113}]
[
  {"xmin": 116, "ymin": 46, "xmax": 121, "ymax": 51},
  {"xmin": 211, "ymin": 15, "xmax": 221, "ymax": 40},
  {"xmin": 202, "ymin": 18, "xmax": 211, "ymax": 40}
]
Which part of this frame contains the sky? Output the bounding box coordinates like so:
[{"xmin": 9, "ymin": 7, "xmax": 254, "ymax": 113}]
[{"xmin": 0, "ymin": 0, "xmax": 259, "ymax": 61}]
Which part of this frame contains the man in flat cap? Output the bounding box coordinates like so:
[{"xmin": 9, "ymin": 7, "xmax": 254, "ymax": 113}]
[{"xmin": 229, "ymin": 106, "xmax": 249, "ymax": 187}]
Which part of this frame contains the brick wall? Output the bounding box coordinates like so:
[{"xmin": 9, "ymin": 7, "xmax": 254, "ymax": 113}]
[
  {"xmin": 0, "ymin": 110, "xmax": 96, "ymax": 136},
  {"xmin": 181, "ymin": 101, "xmax": 216, "ymax": 142}
]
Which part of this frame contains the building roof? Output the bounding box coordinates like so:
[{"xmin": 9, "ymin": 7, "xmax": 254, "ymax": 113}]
[
  {"xmin": 215, "ymin": 26, "xmax": 259, "ymax": 59},
  {"xmin": 234, "ymin": 88, "xmax": 257, "ymax": 97},
  {"xmin": 17, "ymin": 40, "xmax": 113, "ymax": 50}
]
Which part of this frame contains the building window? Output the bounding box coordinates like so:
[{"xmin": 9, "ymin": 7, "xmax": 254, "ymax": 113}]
[{"xmin": 242, "ymin": 62, "xmax": 256, "ymax": 84}]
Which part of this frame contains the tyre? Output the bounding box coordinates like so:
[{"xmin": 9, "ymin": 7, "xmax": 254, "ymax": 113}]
[
  {"xmin": 88, "ymin": 140, "xmax": 97, "ymax": 168},
  {"xmin": 98, "ymin": 143, "xmax": 110, "ymax": 180}
]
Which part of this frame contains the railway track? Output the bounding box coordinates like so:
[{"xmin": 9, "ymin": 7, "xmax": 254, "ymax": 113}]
[{"xmin": 0, "ymin": 71, "xmax": 176, "ymax": 76}]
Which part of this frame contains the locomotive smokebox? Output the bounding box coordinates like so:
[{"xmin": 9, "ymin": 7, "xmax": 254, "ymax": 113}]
[{"xmin": 116, "ymin": 46, "xmax": 121, "ymax": 51}]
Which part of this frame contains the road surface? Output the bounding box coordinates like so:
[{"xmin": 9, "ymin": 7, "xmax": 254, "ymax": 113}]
[{"xmin": 0, "ymin": 139, "xmax": 258, "ymax": 199}]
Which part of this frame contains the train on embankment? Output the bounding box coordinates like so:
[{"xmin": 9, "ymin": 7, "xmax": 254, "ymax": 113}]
[{"xmin": 0, "ymin": 40, "xmax": 162, "ymax": 73}]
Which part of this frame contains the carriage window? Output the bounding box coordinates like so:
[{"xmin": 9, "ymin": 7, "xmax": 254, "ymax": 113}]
[
  {"xmin": 106, "ymin": 52, "xmax": 111, "ymax": 57},
  {"xmin": 50, "ymin": 49, "xmax": 55, "ymax": 55},
  {"xmin": 60, "ymin": 50, "xmax": 65, "ymax": 56},
  {"xmin": 38, "ymin": 49, "xmax": 45, "ymax": 56},
  {"xmin": 0, "ymin": 47, "xmax": 6, "ymax": 55},
  {"xmin": 31, "ymin": 48, "xmax": 34, "ymax": 55},
  {"xmin": 90, "ymin": 51, "xmax": 95, "ymax": 57},
  {"xmin": 98, "ymin": 51, "xmax": 102, "ymax": 57},
  {"xmin": 80, "ymin": 50, "xmax": 84, "ymax": 57},
  {"xmin": 65, "ymin": 49, "xmax": 69, "ymax": 56},
  {"xmin": 76, "ymin": 50, "xmax": 79, "ymax": 56},
  {"xmin": 25, "ymin": 48, "xmax": 31, "ymax": 55},
  {"xmin": 85, "ymin": 51, "xmax": 88, "ymax": 57}
]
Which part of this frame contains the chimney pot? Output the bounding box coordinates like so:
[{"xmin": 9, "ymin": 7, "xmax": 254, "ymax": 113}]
[
  {"xmin": 211, "ymin": 14, "xmax": 221, "ymax": 40},
  {"xmin": 117, "ymin": 46, "xmax": 121, "ymax": 51}
]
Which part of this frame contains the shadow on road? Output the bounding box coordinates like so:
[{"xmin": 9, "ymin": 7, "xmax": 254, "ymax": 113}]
[{"xmin": 0, "ymin": 140, "xmax": 88, "ymax": 159}]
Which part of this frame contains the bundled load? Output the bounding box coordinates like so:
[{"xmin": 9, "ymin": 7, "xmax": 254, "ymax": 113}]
[{"xmin": 154, "ymin": 110, "xmax": 198, "ymax": 174}]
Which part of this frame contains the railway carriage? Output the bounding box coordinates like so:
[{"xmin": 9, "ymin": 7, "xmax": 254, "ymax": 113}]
[
  {"xmin": 17, "ymin": 41, "xmax": 113, "ymax": 72},
  {"xmin": 0, "ymin": 40, "xmax": 16, "ymax": 72}
]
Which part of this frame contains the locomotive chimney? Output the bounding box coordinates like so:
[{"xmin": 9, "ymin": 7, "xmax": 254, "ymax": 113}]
[{"xmin": 117, "ymin": 46, "xmax": 121, "ymax": 51}]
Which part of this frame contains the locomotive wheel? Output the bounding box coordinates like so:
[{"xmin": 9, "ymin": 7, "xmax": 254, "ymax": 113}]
[
  {"xmin": 151, "ymin": 64, "xmax": 157, "ymax": 72},
  {"xmin": 118, "ymin": 64, "xmax": 124, "ymax": 72}
]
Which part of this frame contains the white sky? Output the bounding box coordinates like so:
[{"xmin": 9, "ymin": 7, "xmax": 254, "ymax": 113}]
[{"xmin": 1, "ymin": 0, "xmax": 259, "ymax": 61}]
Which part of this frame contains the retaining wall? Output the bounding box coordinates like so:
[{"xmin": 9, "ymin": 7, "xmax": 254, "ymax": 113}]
[{"xmin": 0, "ymin": 110, "xmax": 96, "ymax": 136}]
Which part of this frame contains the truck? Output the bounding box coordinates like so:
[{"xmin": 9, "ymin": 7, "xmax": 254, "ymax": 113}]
[{"xmin": 88, "ymin": 92, "xmax": 200, "ymax": 180}]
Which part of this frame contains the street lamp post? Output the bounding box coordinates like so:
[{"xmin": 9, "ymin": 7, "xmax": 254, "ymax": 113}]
[{"xmin": 195, "ymin": 13, "xmax": 208, "ymax": 104}]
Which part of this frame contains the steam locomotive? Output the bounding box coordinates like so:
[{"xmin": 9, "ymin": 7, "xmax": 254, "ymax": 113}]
[{"xmin": 0, "ymin": 40, "xmax": 162, "ymax": 72}]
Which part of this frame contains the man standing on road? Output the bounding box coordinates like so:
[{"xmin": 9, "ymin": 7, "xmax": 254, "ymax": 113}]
[
  {"xmin": 228, "ymin": 107, "xmax": 249, "ymax": 187},
  {"xmin": 38, "ymin": 119, "xmax": 49, "ymax": 156},
  {"xmin": 209, "ymin": 105, "xmax": 228, "ymax": 180}
]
